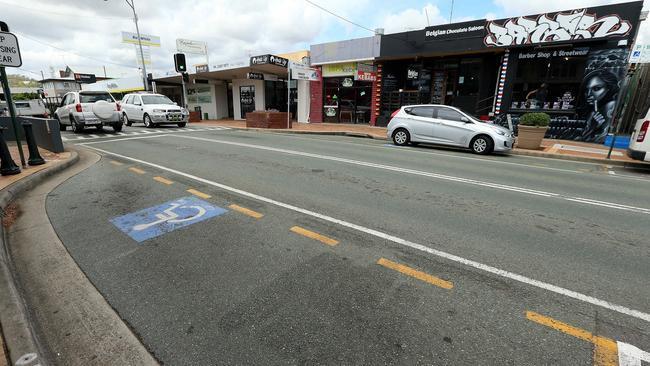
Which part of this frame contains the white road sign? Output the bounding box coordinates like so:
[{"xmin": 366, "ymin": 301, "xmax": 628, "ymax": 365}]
[
  {"xmin": 121, "ymin": 31, "xmax": 161, "ymax": 47},
  {"xmin": 176, "ymin": 39, "xmax": 207, "ymax": 55},
  {"xmin": 0, "ymin": 32, "xmax": 22, "ymax": 67}
]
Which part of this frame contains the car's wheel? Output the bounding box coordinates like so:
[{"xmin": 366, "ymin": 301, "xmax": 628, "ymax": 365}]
[
  {"xmin": 470, "ymin": 135, "xmax": 494, "ymax": 155},
  {"xmin": 392, "ymin": 128, "xmax": 410, "ymax": 146},
  {"xmin": 143, "ymin": 114, "xmax": 153, "ymax": 128},
  {"xmin": 71, "ymin": 115, "xmax": 83, "ymax": 134},
  {"xmin": 96, "ymin": 125, "xmax": 104, "ymax": 131},
  {"xmin": 56, "ymin": 116, "xmax": 67, "ymax": 131},
  {"xmin": 112, "ymin": 122, "xmax": 123, "ymax": 132},
  {"xmin": 177, "ymin": 122, "xmax": 187, "ymax": 128},
  {"xmin": 123, "ymin": 113, "xmax": 132, "ymax": 126}
]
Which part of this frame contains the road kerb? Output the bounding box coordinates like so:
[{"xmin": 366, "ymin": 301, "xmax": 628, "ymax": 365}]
[
  {"xmin": 377, "ymin": 258, "xmax": 453, "ymax": 289},
  {"xmin": 290, "ymin": 226, "xmax": 339, "ymax": 246}
]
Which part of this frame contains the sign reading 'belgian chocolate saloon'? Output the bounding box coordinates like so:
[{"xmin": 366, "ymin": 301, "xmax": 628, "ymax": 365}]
[{"xmin": 424, "ymin": 20, "xmax": 486, "ymax": 42}]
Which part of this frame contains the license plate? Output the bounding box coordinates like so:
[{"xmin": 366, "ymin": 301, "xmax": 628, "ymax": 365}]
[{"xmin": 84, "ymin": 120, "xmax": 99, "ymax": 125}]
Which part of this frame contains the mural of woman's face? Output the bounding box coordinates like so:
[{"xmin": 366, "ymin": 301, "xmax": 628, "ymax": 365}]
[{"xmin": 585, "ymin": 76, "xmax": 608, "ymax": 105}]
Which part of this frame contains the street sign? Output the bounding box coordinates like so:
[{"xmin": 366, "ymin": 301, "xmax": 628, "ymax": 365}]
[
  {"xmin": 121, "ymin": 31, "xmax": 161, "ymax": 47},
  {"xmin": 73, "ymin": 73, "xmax": 96, "ymax": 84},
  {"xmin": 291, "ymin": 65, "xmax": 319, "ymax": 81},
  {"xmin": 629, "ymin": 43, "xmax": 650, "ymax": 63},
  {"xmin": 110, "ymin": 196, "xmax": 227, "ymax": 243},
  {"xmin": 176, "ymin": 38, "xmax": 207, "ymax": 55},
  {"xmin": 0, "ymin": 32, "xmax": 22, "ymax": 67}
]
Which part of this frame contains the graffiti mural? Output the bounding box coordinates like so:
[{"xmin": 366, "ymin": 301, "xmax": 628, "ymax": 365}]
[{"xmin": 485, "ymin": 10, "xmax": 632, "ymax": 47}]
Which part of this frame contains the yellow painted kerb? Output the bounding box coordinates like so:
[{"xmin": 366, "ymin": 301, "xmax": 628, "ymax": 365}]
[
  {"xmin": 290, "ymin": 226, "xmax": 339, "ymax": 246},
  {"xmin": 377, "ymin": 258, "xmax": 453, "ymax": 290},
  {"xmin": 229, "ymin": 204, "xmax": 263, "ymax": 219},
  {"xmin": 526, "ymin": 311, "xmax": 618, "ymax": 366}
]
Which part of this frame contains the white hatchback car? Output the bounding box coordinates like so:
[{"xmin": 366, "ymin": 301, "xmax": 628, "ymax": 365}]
[
  {"xmin": 121, "ymin": 93, "xmax": 188, "ymax": 128},
  {"xmin": 628, "ymin": 118, "xmax": 650, "ymax": 162},
  {"xmin": 387, "ymin": 105, "xmax": 515, "ymax": 154}
]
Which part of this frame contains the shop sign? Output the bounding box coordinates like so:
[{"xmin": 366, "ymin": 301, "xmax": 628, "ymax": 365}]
[
  {"xmin": 325, "ymin": 107, "xmax": 337, "ymax": 117},
  {"xmin": 407, "ymin": 69, "xmax": 419, "ymax": 79},
  {"xmin": 341, "ymin": 78, "xmax": 354, "ymax": 87},
  {"xmin": 424, "ymin": 20, "xmax": 486, "ymax": 41},
  {"xmin": 484, "ymin": 5, "xmax": 636, "ymax": 47},
  {"xmin": 263, "ymin": 74, "xmax": 278, "ymax": 81},
  {"xmin": 518, "ymin": 48, "xmax": 589, "ymax": 59},
  {"xmin": 356, "ymin": 71, "xmax": 376, "ymax": 81},
  {"xmin": 73, "ymin": 73, "xmax": 96, "ymax": 84},
  {"xmin": 250, "ymin": 54, "xmax": 289, "ymax": 67},
  {"xmin": 195, "ymin": 64, "xmax": 209, "ymax": 73},
  {"xmin": 176, "ymin": 38, "xmax": 207, "ymax": 55},
  {"xmin": 121, "ymin": 31, "xmax": 161, "ymax": 47},
  {"xmin": 291, "ymin": 65, "xmax": 319, "ymax": 81},
  {"xmin": 322, "ymin": 62, "xmax": 356, "ymax": 77},
  {"xmin": 629, "ymin": 43, "xmax": 650, "ymax": 63},
  {"xmin": 247, "ymin": 72, "xmax": 264, "ymax": 80}
]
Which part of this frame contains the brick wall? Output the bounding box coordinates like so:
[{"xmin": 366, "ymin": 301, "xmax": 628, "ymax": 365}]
[
  {"xmin": 371, "ymin": 63, "xmax": 382, "ymax": 126},
  {"xmin": 309, "ymin": 66, "xmax": 323, "ymax": 123}
]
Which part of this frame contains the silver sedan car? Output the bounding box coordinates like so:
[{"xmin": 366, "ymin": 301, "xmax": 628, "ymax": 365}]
[{"xmin": 387, "ymin": 105, "xmax": 515, "ymax": 154}]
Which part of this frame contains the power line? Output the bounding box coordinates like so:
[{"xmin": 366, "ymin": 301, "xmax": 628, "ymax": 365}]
[
  {"xmin": 0, "ymin": 0, "xmax": 127, "ymax": 20},
  {"xmin": 14, "ymin": 31, "xmax": 138, "ymax": 70},
  {"xmin": 303, "ymin": 0, "xmax": 375, "ymax": 34}
]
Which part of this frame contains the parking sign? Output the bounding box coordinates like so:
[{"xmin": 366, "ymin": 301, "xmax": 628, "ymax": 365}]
[{"xmin": 0, "ymin": 32, "xmax": 21, "ymax": 67}]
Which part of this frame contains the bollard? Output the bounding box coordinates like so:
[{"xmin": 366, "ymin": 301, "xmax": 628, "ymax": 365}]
[
  {"xmin": 0, "ymin": 127, "xmax": 20, "ymax": 175},
  {"xmin": 22, "ymin": 122, "xmax": 45, "ymax": 166}
]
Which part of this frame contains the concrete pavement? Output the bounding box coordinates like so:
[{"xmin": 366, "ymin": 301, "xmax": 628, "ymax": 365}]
[{"xmin": 41, "ymin": 126, "xmax": 650, "ymax": 364}]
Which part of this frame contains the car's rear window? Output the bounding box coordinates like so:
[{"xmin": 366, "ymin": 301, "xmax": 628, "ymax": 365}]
[{"xmin": 80, "ymin": 93, "xmax": 114, "ymax": 103}]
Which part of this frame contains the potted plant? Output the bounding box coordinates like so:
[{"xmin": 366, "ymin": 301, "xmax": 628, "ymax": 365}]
[{"xmin": 516, "ymin": 112, "xmax": 550, "ymax": 150}]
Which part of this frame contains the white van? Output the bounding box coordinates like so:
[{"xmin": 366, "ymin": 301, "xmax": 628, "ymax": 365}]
[{"xmin": 628, "ymin": 118, "xmax": 650, "ymax": 162}]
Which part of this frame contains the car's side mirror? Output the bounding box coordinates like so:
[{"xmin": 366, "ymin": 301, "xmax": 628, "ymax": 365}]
[{"xmin": 460, "ymin": 116, "xmax": 470, "ymax": 123}]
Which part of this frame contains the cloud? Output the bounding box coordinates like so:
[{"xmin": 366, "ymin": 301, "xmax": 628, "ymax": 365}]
[
  {"xmin": 378, "ymin": 4, "xmax": 448, "ymax": 34},
  {"xmin": 5, "ymin": 0, "xmax": 369, "ymax": 79}
]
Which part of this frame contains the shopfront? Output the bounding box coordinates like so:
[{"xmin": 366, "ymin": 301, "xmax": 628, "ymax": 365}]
[
  {"xmin": 310, "ymin": 35, "xmax": 381, "ymax": 124},
  {"xmin": 322, "ymin": 62, "xmax": 375, "ymax": 123},
  {"xmin": 375, "ymin": 1, "xmax": 644, "ymax": 142}
]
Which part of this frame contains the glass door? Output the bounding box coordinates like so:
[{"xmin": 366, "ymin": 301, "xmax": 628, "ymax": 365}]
[{"xmin": 240, "ymin": 85, "xmax": 255, "ymax": 119}]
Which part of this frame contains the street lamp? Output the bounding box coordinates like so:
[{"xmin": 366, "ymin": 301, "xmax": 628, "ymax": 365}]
[{"xmin": 106, "ymin": 0, "xmax": 148, "ymax": 91}]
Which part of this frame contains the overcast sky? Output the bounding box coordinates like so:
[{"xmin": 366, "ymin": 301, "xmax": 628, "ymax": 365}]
[{"xmin": 4, "ymin": 0, "xmax": 650, "ymax": 80}]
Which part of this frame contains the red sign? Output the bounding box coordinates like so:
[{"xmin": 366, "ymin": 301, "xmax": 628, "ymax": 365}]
[{"xmin": 356, "ymin": 71, "xmax": 376, "ymax": 82}]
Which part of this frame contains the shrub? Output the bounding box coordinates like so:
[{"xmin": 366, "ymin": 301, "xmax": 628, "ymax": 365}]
[{"xmin": 519, "ymin": 112, "xmax": 550, "ymax": 127}]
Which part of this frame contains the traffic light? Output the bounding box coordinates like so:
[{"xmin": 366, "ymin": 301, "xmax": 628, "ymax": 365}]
[{"xmin": 174, "ymin": 53, "xmax": 187, "ymax": 73}]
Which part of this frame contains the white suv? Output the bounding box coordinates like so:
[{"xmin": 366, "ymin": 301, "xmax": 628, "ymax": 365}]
[
  {"xmin": 121, "ymin": 93, "xmax": 188, "ymax": 128},
  {"xmin": 55, "ymin": 91, "xmax": 123, "ymax": 133}
]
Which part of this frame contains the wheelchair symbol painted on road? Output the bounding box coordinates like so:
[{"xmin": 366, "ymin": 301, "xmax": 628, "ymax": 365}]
[{"xmin": 111, "ymin": 196, "xmax": 227, "ymax": 243}]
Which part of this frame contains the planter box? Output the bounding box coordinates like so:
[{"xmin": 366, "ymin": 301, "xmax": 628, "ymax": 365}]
[
  {"xmin": 188, "ymin": 111, "xmax": 201, "ymax": 122},
  {"xmin": 246, "ymin": 111, "xmax": 292, "ymax": 129},
  {"xmin": 517, "ymin": 125, "xmax": 548, "ymax": 150}
]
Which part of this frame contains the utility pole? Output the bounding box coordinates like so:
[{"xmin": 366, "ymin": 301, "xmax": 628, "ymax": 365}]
[
  {"xmin": 126, "ymin": 0, "xmax": 148, "ymax": 91},
  {"xmin": 449, "ymin": 0, "xmax": 454, "ymax": 24}
]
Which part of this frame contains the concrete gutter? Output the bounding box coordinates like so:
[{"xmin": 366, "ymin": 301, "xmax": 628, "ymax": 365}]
[
  {"xmin": 221, "ymin": 126, "xmax": 388, "ymax": 140},
  {"xmin": 0, "ymin": 150, "xmax": 79, "ymax": 366}
]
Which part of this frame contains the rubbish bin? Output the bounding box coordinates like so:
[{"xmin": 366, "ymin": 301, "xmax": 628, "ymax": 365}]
[{"xmin": 204, "ymin": 112, "xmax": 209, "ymax": 120}]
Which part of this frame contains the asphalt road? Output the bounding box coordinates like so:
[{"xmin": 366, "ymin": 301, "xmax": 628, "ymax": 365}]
[{"xmin": 46, "ymin": 125, "xmax": 650, "ymax": 365}]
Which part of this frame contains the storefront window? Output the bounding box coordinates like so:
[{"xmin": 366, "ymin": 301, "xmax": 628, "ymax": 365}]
[{"xmin": 323, "ymin": 77, "xmax": 372, "ymax": 123}]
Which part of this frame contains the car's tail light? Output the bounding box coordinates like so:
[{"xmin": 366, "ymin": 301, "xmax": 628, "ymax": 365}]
[
  {"xmin": 637, "ymin": 121, "xmax": 649, "ymax": 142},
  {"xmin": 116, "ymin": 103, "xmax": 121, "ymax": 112},
  {"xmin": 75, "ymin": 103, "xmax": 82, "ymax": 112},
  {"xmin": 390, "ymin": 109, "xmax": 400, "ymax": 118}
]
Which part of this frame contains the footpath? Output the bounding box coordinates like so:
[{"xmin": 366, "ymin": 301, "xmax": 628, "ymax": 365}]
[{"xmin": 200, "ymin": 119, "xmax": 649, "ymax": 168}]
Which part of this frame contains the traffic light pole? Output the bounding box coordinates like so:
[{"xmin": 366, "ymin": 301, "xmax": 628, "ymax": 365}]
[{"xmin": 181, "ymin": 73, "xmax": 188, "ymax": 108}]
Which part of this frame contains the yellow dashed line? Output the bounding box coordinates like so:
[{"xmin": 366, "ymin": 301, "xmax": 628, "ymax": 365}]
[
  {"xmin": 290, "ymin": 226, "xmax": 339, "ymax": 246},
  {"xmin": 526, "ymin": 311, "xmax": 618, "ymax": 366},
  {"xmin": 128, "ymin": 167, "xmax": 146, "ymax": 174},
  {"xmin": 229, "ymin": 204, "xmax": 263, "ymax": 219},
  {"xmin": 187, "ymin": 189, "xmax": 211, "ymax": 199},
  {"xmin": 153, "ymin": 176, "xmax": 174, "ymax": 185},
  {"xmin": 377, "ymin": 258, "xmax": 453, "ymax": 289},
  {"xmin": 110, "ymin": 160, "xmax": 124, "ymax": 166}
]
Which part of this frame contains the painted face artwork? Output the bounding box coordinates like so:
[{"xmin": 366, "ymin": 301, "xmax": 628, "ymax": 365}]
[{"xmin": 584, "ymin": 76, "xmax": 608, "ymax": 105}]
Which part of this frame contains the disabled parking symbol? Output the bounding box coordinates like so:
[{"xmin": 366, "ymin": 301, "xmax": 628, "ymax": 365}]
[{"xmin": 110, "ymin": 196, "xmax": 227, "ymax": 243}]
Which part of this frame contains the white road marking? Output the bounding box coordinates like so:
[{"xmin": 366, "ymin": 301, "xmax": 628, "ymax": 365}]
[
  {"xmin": 60, "ymin": 127, "xmax": 228, "ymax": 142},
  {"xmin": 77, "ymin": 144, "xmax": 650, "ymax": 323},
  {"xmin": 173, "ymin": 135, "xmax": 650, "ymax": 214},
  {"xmin": 618, "ymin": 341, "xmax": 650, "ymax": 366},
  {"xmin": 88, "ymin": 134, "xmax": 100, "ymax": 138}
]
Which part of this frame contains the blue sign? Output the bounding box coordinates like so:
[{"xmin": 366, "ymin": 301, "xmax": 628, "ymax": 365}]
[{"xmin": 111, "ymin": 196, "xmax": 227, "ymax": 243}]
